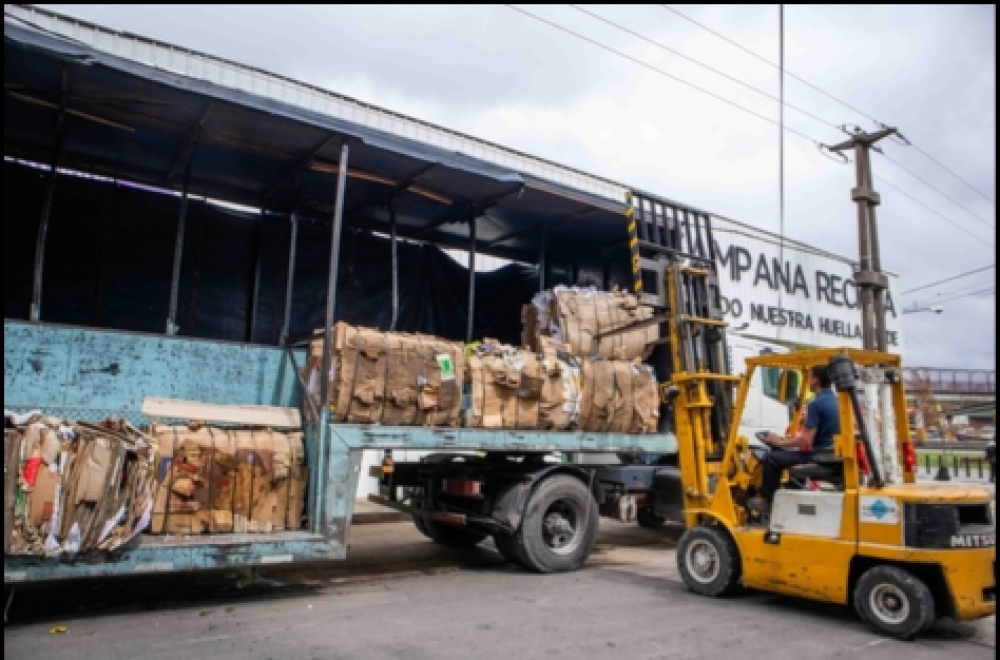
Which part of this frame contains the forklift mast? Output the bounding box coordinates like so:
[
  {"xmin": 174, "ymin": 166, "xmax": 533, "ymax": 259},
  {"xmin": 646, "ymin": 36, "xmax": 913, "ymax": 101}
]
[{"xmin": 625, "ymin": 191, "xmax": 742, "ymax": 508}]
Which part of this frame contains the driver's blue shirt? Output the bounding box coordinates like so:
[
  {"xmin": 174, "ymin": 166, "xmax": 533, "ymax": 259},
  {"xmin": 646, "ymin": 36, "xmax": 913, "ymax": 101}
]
[{"xmin": 805, "ymin": 387, "xmax": 839, "ymax": 451}]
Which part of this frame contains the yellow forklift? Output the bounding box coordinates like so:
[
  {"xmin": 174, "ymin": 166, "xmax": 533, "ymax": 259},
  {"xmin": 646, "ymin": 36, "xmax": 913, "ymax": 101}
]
[
  {"xmin": 671, "ymin": 346, "xmax": 995, "ymax": 639},
  {"xmin": 600, "ymin": 190, "xmax": 994, "ymax": 639}
]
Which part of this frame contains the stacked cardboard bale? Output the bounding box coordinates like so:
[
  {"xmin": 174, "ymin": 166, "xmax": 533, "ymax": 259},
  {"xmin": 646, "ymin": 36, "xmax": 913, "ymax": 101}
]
[
  {"xmin": 466, "ymin": 338, "xmax": 659, "ymax": 434},
  {"xmin": 305, "ymin": 290, "xmax": 660, "ymax": 435},
  {"xmin": 577, "ymin": 357, "xmax": 660, "ymax": 433},
  {"xmin": 149, "ymin": 423, "xmax": 307, "ymax": 535},
  {"xmin": 5, "ymin": 417, "xmax": 157, "ymax": 556},
  {"xmin": 523, "ymin": 286, "xmax": 658, "ymax": 362},
  {"xmin": 465, "ymin": 339, "xmax": 582, "ymax": 430},
  {"xmin": 305, "ymin": 322, "xmax": 466, "ymax": 427}
]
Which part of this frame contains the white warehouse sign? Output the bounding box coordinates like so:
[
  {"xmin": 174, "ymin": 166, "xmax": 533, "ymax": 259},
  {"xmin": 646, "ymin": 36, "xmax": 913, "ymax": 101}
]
[{"xmin": 710, "ymin": 218, "xmax": 905, "ymax": 350}]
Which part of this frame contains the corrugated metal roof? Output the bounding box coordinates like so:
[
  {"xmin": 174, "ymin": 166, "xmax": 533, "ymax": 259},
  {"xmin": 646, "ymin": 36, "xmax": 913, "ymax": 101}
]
[
  {"xmin": 5, "ymin": 3, "xmax": 630, "ymax": 202},
  {"xmin": 4, "ymin": 3, "xmax": 872, "ymax": 268}
]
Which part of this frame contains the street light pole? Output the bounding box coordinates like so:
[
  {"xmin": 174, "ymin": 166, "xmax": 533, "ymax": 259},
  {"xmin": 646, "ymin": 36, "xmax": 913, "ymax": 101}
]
[{"xmin": 828, "ymin": 127, "xmax": 898, "ymax": 351}]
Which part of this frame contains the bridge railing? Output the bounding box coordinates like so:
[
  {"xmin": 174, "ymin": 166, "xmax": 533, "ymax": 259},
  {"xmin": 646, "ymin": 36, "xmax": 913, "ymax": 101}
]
[{"xmin": 904, "ymin": 367, "xmax": 995, "ymax": 395}]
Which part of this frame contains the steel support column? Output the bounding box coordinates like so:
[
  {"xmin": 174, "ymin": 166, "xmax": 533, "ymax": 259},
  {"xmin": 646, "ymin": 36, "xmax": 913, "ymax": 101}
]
[
  {"xmin": 30, "ymin": 67, "xmax": 69, "ymax": 322},
  {"xmin": 467, "ymin": 215, "xmax": 478, "ymax": 343},
  {"xmin": 389, "ymin": 199, "xmax": 400, "ymax": 331},
  {"xmin": 538, "ymin": 225, "xmax": 548, "ymax": 292},
  {"xmin": 247, "ymin": 209, "xmax": 264, "ymax": 343},
  {"xmin": 319, "ymin": 144, "xmax": 350, "ymax": 412},
  {"xmin": 281, "ymin": 212, "xmax": 299, "ymax": 345},
  {"xmin": 166, "ymin": 156, "xmax": 194, "ymax": 335}
]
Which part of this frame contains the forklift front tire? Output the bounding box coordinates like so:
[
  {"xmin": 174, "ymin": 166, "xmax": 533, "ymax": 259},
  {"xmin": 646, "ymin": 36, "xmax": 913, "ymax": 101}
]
[
  {"xmin": 853, "ymin": 565, "xmax": 935, "ymax": 640},
  {"xmin": 676, "ymin": 525, "xmax": 742, "ymax": 597}
]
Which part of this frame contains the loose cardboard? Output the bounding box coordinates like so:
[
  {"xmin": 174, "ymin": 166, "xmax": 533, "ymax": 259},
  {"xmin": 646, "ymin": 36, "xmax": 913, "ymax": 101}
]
[
  {"xmin": 4, "ymin": 431, "xmax": 20, "ymax": 554},
  {"xmin": 28, "ymin": 466, "xmax": 61, "ymax": 527},
  {"xmin": 9, "ymin": 420, "xmax": 157, "ymax": 556},
  {"xmin": 142, "ymin": 398, "xmax": 301, "ymax": 428}
]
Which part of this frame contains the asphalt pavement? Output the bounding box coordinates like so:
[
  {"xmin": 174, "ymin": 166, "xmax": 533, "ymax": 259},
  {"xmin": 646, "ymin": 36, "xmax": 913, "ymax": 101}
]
[{"xmin": 4, "ymin": 518, "xmax": 994, "ymax": 660}]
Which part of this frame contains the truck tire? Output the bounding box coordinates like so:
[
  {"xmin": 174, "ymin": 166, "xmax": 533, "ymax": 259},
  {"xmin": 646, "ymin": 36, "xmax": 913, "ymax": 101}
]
[
  {"xmin": 676, "ymin": 525, "xmax": 742, "ymax": 597},
  {"xmin": 853, "ymin": 565, "xmax": 935, "ymax": 640},
  {"xmin": 412, "ymin": 516, "xmax": 488, "ymax": 548},
  {"xmin": 512, "ymin": 475, "xmax": 598, "ymax": 574},
  {"xmin": 637, "ymin": 507, "xmax": 666, "ymax": 529}
]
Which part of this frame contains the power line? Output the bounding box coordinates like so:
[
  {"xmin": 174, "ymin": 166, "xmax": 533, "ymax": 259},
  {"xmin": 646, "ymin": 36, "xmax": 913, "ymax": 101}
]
[
  {"xmin": 932, "ymin": 285, "xmax": 996, "ymax": 305},
  {"xmin": 504, "ymin": 5, "xmax": 823, "ymax": 144},
  {"xmin": 908, "ymin": 144, "xmax": 996, "ymax": 206},
  {"xmin": 900, "ymin": 264, "xmax": 996, "ymax": 295},
  {"xmin": 930, "ymin": 279, "xmax": 997, "ymax": 300},
  {"xmin": 659, "ymin": 4, "xmax": 880, "ymax": 123},
  {"xmin": 568, "ymin": 5, "xmax": 839, "ymax": 131},
  {"xmin": 873, "ymin": 175, "xmax": 995, "ymax": 248},
  {"xmin": 879, "ymin": 152, "xmax": 994, "ymax": 228},
  {"xmin": 659, "ymin": 4, "xmax": 997, "ymax": 208},
  {"xmin": 506, "ymin": 5, "xmax": 994, "ymax": 251}
]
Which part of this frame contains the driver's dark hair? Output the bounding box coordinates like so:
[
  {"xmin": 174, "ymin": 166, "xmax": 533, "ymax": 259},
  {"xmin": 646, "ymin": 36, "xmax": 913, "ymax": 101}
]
[{"xmin": 811, "ymin": 365, "xmax": 832, "ymax": 388}]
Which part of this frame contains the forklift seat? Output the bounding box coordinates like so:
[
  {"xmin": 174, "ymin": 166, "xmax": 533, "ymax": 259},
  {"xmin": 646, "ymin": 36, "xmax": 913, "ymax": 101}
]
[{"xmin": 788, "ymin": 453, "xmax": 844, "ymax": 488}]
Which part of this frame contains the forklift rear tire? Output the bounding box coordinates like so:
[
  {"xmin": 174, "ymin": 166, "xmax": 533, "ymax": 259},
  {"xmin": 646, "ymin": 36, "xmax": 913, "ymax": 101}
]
[
  {"xmin": 853, "ymin": 565, "xmax": 935, "ymax": 640},
  {"xmin": 676, "ymin": 525, "xmax": 742, "ymax": 597},
  {"xmin": 412, "ymin": 516, "xmax": 488, "ymax": 548},
  {"xmin": 513, "ymin": 475, "xmax": 598, "ymax": 573}
]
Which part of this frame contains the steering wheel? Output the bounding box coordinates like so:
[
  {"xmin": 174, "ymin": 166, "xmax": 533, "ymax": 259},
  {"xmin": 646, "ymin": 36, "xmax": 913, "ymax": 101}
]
[{"xmin": 755, "ymin": 431, "xmax": 771, "ymax": 444}]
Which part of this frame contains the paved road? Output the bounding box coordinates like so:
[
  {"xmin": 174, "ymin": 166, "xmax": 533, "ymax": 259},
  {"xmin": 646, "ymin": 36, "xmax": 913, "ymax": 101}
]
[{"xmin": 4, "ymin": 520, "xmax": 994, "ymax": 660}]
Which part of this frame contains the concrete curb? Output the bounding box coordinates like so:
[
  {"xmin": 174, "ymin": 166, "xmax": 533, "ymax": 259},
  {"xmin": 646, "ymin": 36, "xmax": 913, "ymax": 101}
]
[
  {"xmin": 351, "ymin": 501, "xmax": 411, "ymax": 525},
  {"xmin": 351, "ymin": 511, "xmax": 410, "ymax": 525}
]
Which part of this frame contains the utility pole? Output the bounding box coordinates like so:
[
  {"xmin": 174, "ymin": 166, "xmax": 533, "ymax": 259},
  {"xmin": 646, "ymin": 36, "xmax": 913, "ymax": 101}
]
[{"xmin": 828, "ymin": 127, "xmax": 898, "ymax": 351}]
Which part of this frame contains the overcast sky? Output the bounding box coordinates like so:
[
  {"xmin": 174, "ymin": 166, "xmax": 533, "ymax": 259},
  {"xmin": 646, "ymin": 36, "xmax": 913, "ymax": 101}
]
[{"xmin": 39, "ymin": 4, "xmax": 998, "ymax": 371}]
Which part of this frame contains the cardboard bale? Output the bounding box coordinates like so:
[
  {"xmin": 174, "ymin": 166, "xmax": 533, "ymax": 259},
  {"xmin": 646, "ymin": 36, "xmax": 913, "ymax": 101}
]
[
  {"xmin": 523, "ymin": 287, "xmax": 658, "ymax": 362},
  {"xmin": 150, "ymin": 425, "xmax": 307, "ymax": 536},
  {"xmin": 306, "ymin": 322, "xmax": 466, "ymax": 427},
  {"xmin": 466, "ymin": 340, "xmax": 580, "ymax": 430},
  {"xmin": 150, "ymin": 424, "xmax": 237, "ymax": 534},
  {"xmin": 578, "ymin": 357, "xmax": 659, "ymax": 434},
  {"xmin": 9, "ymin": 419, "xmax": 157, "ymax": 556}
]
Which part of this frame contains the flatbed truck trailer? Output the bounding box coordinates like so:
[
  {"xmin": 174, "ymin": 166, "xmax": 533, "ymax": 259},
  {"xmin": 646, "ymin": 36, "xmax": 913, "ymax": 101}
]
[{"xmin": 4, "ymin": 9, "xmax": 692, "ymax": 584}]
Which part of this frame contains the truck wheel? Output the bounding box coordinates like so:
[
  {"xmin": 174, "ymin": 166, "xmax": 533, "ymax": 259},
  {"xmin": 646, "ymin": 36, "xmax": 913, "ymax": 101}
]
[
  {"xmin": 493, "ymin": 534, "xmax": 526, "ymax": 567},
  {"xmin": 676, "ymin": 525, "xmax": 742, "ymax": 597},
  {"xmin": 412, "ymin": 515, "xmax": 488, "ymax": 548},
  {"xmin": 637, "ymin": 507, "xmax": 665, "ymax": 529},
  {"xmin": 853, "ymin": 566, "xmax": 935, "ymax": 640},
  {"xmin": 513, "ymin": 475, "xmax": 598, "ymax": 573}
]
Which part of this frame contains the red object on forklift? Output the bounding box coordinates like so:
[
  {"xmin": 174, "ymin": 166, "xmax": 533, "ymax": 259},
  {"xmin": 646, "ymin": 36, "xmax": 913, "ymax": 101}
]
[
  {"xmin": 902, "ymin": 442, "xmax": 917, "ymax": 473},
  {"xmin": 856, "ymin": 440, "xmax": 871, "ymax": 477}
]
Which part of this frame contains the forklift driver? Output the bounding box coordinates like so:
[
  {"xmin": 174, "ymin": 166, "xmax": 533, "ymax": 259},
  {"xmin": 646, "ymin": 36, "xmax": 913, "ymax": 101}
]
[{"xmin": 748, "ymin": 365, "xmax": 840, "ymax": 514}]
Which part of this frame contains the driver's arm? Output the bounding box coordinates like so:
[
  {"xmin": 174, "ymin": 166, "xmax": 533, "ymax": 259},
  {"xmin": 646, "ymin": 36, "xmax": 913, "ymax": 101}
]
[{"xmin": 768, "ymin": 426, "xmax": 816, "ymax": 449}]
